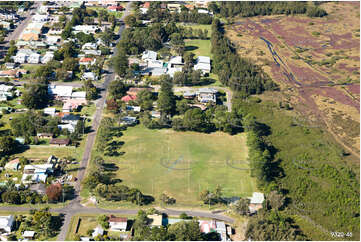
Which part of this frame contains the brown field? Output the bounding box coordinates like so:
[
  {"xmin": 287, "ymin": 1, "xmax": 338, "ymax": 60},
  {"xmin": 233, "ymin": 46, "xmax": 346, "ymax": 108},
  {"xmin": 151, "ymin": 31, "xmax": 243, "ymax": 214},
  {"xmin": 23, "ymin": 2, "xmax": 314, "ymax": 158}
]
[{"xmin": 226, "ymin": 1, "xmax": 360, "ymax": 157}]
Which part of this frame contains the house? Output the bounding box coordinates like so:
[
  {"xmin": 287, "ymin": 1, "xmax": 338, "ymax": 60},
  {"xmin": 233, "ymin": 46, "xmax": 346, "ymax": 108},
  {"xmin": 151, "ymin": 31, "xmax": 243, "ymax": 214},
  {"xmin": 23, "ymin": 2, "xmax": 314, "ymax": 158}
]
[
  {"xmin": 84, "ymin": 49, "xmax": 102, "ymax": 56},
  {"xmin": 58, "ymin": 123, "xmax": 76, "ymax": 133},
  {"xmin": 196, "ymin": 87, "xmax": 217, "ymax": 103},
  {"xmin": 248, "ymin": 192, "xmax": 264, "ymax": 214},
  {"xmin": 28, "ymin": 53, "xmax": 41, "ymax": 64},
  {"xmin": 108, "ymin": 215, "xmax": 128, "ymax": 232},
  {"xmin": 126, "ymin": 105, "xmax": 141, "ymax": 112},
  {"xmin": 37, "ymin": 133, "xmax": 53, "ymax": 139},
  {"xmin": 0, "ymin": 215, "xmax": 14, "ymax": 233},
  {"xmin": 183, "ymin": 91, "xmax": 196, "ymax": 99},
  {"xmin": 82, "ymin": 42, "xmax": 98, "ymax": 50},
  {"xmin": 32, "ymin": 14, "xmax": 49, "ymax": 22},
  {"xmin": 61, "ymin": 114, "xmax": 80, "ymax": 125},
  {"xmin": 50, "ymin": 138, "xmax": 70, "ymax": 146},
  {"xmin": 46, "ymin": 35, "xmax": 61, "ymax": 45},
  {"xmin": 4, "ymin": 158, "xmax": 20, "ymax": 171},
  {"xmin": 44, "ymin": 107, "xmax": 56, "ymax": 117},
  {"xmin": 148, "ymin": 60, "xmax": 163, "ymax": 68},
  {"xmin": 151, "ymin": 110, "xmax": 161, "ymax": 118},
  {"xmin": 0, "ymin": 21, "xmax": 11, "ymax": 30},
  {"xmin": 22, "ymin": 163, "xmax": 54, "ymax": 183},
  {"xmin": 82, "ymin": 71, "xmax": 97, "ymax": 81},
  {"xmin": 199, "ymin": 220, "xmax": 227, "ymax": 241},
  {"xmin": 121, "ymin": 95, "xmax": 137, "ymax": 103},
  {"xmin": 79, "ymin": 57, "xmax": 96, "ymax": 66},
  {"xmin": 167, "ymin": 3, "xmax": 181, "ymax": 12},
  {"xmin": 121, "ymin": 116, "xmax": 137, "ymax": 125},
  {"xmin": 41, "ymin": 51, "xmax": 54, "ymax": 64},
  {"xmin": 71, "ymin": 91, "xmax": 87, "ymax": 99},
  {"xmin": 92, "ymin": 226, "xmax": 104, "ymax": 238},
  {"xmin": 29, "ymin": 183, "xmax": 46, "ymax": 195},
  {"xmin": 73, "ymin": 25, "xmax": 99, "ymax": 34},
  {"xmin": 145, "ymin": 67, "xmax": 167, "ymax": 76},
  {"xmin": 167, "ymin": 67, "xmax": 182, "ymax": 78},
  {"xmin": 62, "ymin": 99, "xmax": 86, "ymax": 112},
  {"xmin": 194, "ymin": 56, "xmax": 211, "ymax": 74},
  {"xmin": 148, "ymin": 214, "xmax": 163, "ymax": 227},
  {"xmin": 22, "ymin": 231, "xmax": 35, "ymax": 239},
  {"xmin": 107, "ymin": 5, "xmax": 123, "ymax": 11},
  {"xmin": 141, "ymin": 50, "xmax": 157, "ymax": 62},
  {"xmin": 13, "ymin": 52, "xmax": 27, "ymax": 64},
  {"xmin": 48, "ymin": 85, "xmax": 73, "ymax": 99},
  {"xmin": 169, "ymin": 56, "xmax": 184, "ymax": 68},
  {"xmin": 4, "ymin": 62, "xmax": 15, "ymax": 69}
]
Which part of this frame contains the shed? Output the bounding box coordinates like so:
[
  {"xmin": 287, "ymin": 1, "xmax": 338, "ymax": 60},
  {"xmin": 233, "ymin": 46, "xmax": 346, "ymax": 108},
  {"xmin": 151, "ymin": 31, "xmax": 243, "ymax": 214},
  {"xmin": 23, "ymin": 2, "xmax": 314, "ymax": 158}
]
[
  {"xmin": 50, "ymin": 138, "xmax": 70, "ymax": 146},
  {"xmin": 4, "ymin": 158, "xmax": 20, "ymax": 171}
]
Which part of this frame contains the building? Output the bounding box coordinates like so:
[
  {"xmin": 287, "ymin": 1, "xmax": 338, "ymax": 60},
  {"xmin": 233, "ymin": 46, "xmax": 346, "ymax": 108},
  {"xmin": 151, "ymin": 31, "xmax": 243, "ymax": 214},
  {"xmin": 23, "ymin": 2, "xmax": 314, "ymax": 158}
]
[
  {"xmin": 62, "ymin": 99, "xmax": 86, "ymax": 112},
  {"xmin": 61, "ymin": 114, "xmax": 80, "ymax": 125},
  {"xmin": 58, "ymin": 123, "xmax": 77, "ymax": 133},
  {"xmin": 48, "ymin": 85, "xmax": 73, "ymax": 99},
  {"xmin": 4, "ymin": 158, "xmax": 20, "ymax": 171},
  {"xmin": 141, "ymin": 50, "xmax": 157, "ymax": 62},
  {"xmin": 108, "ymin": 215, "xmax": 128, "ymax": 232},
  {"xmin": 22, "ymin": 231, "xmax": 35, "ymax": 239},
  {"xmin": 194, "ymin": 56, "xmax": 211, "ymax": 74},
  {"xmin": 84, "ymin": 49, "xmax": 102, "ymax": 56},
  {"xmin": 32, "ymin": 14, "xmax": 49, "ymax": 22},
  {"xmin": 44, "ymin": 107, "xmax": 56, "ymax": 117},
  {"xmin": 41, "ymin": 51, "xmax": 54, "ymax": 64},
  {"xmin": 196, "ymin": 87, "xmax": 217, "ymax": 103},
  {"xmin": 0, "ymin": 215, "xmax": 14, "ymax": 233},
  {"xmin": 28, "ymin": 53, "xmax": 41, "ymax": 64},
  {"xmin": 107, "ymin": 5, "xmax": 123, "ymax": 11},
  {"xmin": 37, "ymin": 133, "xmax": 53, "ymax": 139},
  {"xmin": 148, "ymin": 59, "xmax": 164, "ymax": 68},
  {"xmin": 82, "ymin": 71, "xmax": 97, "ymax": 81},
  {"xmin": 50, "ymin": 138, "xmax": 70, "ymax": 146},
  {"xmin": 79, "ymin": 57, "xmax": 96, "ymax": 66},
  {"xmin": 82, "ymin": 42, "xmax": 98, "ymax": 50},
  {"xmin": 71, "ymin": 91, "xmax": 87, "ymax": 99},
  {"xmin": 148, "ymin": 214, "xmax": 163, "ymax": 227},
  {"xmin": 126, "ymin": 105, "xmax": 141, "ymax": 112},
  {"xmin": 73, "ymin": 25, "xmax": 99, "ymax": 34},
  {"xmin": 121, "ymin": 116, "xmax": 137, "ymax": 125},
  {"xmin": 126, "ymin": 87, "xmax": 152, "ymax": 97},
  {"xmin": 121, "ymin": 95, "xmax": 137, "ymax": 103},
  {"xmin": 199, "ymin": 220, "xmax": 228, "ymax": 241},
  {"xmin": 22, "ymin": 163, "xmax": 54, "ymax": 184},
  {"xmin": 169, "ymin": 56, "xmax": 184, "ymax": 68},
  {"xmin": 92, "ymin": 226, "xmax": 104, "ymax": 238},
  {"xmin": 248, "ymin": 192, "xmax": 264, "ymax": 214}
]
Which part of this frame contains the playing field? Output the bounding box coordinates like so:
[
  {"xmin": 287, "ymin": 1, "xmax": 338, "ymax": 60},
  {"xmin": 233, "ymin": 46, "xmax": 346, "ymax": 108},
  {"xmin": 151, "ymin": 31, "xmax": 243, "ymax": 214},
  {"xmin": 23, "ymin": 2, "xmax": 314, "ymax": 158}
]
[
  {"xmin": 111, "ymin": 126, "xmax": 257, "ymax": 205},
  {"xmin": 185, "ymin": 39, "xmax": 212, "ymax": 57}
]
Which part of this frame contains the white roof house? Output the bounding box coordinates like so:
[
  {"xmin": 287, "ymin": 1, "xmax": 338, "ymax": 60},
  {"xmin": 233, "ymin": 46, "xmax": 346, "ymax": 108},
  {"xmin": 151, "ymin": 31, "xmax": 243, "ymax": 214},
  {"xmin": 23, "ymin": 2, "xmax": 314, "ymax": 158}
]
[
  {"xmin": 0, "ymin": 84, "xmax": 14, "ymax": 92},
  {"xmin": 108, "ymin": 216, "xmax": 128, "ymax": 232},
  {"xmin": 0, "ymin": 215, "xmax": 14, "ymax": 233},
  {"xmin": 23, "ymin": 164, "xmax": 54, "ymax": 174},
  {"xmin": 58, "ymin": 123, "xmax": 76, "ymax": 133},
  {"xmin": 84, "ymin": 49, "xmax": 102, "ymax": 56},
  {"xmin": 73, "ymin": 25, "xmax": 99, "ymax": 34},
  {"xmin": 44, "ymin": 107, "xmax": 56, "ymax": 117},
  {"xmin": 41, "ymin": 52, "xmax": 54, "ymax": 64},
  {"xmin": 196, "ymin": 56, "xmax": 211, "ymax": 64},
  {"xmin": 169, "ymin": 56, "xmax": 183, "ymax": 66},
  {"xmin": 82, "ymin": 42, "xmax": 98, "ymax": 50},
  {"xmin": 249, "ymin": 192, "xmax": 264, "ymax": 204},
  {"xmin": 82, "ymin": 72, "xmax": 97, "ymax": 81},
  {"xmin": 13, "ymin": 52, "xmax": 27, "ymax": 64},
  {"xmin": 141, "ymin": 50, "xmax": 157, "ymax": 62},
  {"xmin": 46, "ymin": 35, "xmax": 61, "ymax": 45},
  {"xmin": 167, "ymin": 67, "xmax": 182, "ymax": 78},
  {"xmin": 48, "ymin": 85, "xmax": 73, "ymax": 98},
  {"xmin": 71, "ymin": 91, "xmax": 87, "ymax": 99},
  {"xmin": 32, "ymin": 14, "xmax": 49, "ymax": 22},
  {"xmin": 194, "ymin": 56, "xmax": 211, "ymax": 74},
  {"xmin": 22, "ymin": 231, "xmax": 35, "ymax": 239},
  {"xmin": 148, "ymin": 60, "xmax": 163, "ymax": 68},
  {"xmin": 92, "ymin": 226, "xmax": 104, "ymax": 238}
]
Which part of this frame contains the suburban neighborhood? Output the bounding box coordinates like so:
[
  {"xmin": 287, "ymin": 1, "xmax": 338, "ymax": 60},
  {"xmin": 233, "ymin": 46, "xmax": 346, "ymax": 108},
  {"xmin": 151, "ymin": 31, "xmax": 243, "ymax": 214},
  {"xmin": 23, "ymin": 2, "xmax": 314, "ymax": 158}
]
[{"xmin": 0, "ymin": 1, "xmax": 359, "ymax": 242}]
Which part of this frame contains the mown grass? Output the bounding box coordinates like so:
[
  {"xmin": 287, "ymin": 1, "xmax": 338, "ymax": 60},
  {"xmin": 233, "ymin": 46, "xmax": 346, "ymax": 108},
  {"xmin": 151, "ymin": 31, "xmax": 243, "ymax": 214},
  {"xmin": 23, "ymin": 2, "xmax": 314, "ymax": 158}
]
[
  {"xmin": 87, "ymin": 125, "xmax": 257, "ymax": 207},
  {"xmin": 185, "ymin": 39, "xmax": 212, "ymax": 57}
]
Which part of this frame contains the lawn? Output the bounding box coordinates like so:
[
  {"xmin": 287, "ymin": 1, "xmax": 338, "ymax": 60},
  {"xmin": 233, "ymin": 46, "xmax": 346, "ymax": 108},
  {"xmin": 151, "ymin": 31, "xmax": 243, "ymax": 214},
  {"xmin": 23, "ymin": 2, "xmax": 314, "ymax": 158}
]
[
  {"xmin": 185, "ymin": 39, "xmax": 212, "ymax": 58},
  {"xmin": 98, "ymin": 125, "xmax": 257, "ymax": 206}
]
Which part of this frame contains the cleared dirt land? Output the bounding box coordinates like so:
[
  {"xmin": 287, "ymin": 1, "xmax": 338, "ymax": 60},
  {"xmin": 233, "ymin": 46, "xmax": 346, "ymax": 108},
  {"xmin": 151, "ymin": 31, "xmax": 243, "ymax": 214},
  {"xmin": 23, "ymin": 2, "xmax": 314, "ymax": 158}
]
[
  {"xmin": 226, "ymin": 1, "xmax": 360, "ymax": 157},
  {"xmin": 106, "ymin": 125, "xmax": 257, "ymax": 206}
]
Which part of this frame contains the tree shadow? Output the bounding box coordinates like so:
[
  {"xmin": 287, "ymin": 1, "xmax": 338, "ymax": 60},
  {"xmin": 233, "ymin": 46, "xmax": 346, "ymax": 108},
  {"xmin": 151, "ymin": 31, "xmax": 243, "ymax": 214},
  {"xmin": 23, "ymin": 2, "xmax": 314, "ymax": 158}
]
[{"xmin": 185, "ymin": 46, "xmax": 199, "ymax": 51}]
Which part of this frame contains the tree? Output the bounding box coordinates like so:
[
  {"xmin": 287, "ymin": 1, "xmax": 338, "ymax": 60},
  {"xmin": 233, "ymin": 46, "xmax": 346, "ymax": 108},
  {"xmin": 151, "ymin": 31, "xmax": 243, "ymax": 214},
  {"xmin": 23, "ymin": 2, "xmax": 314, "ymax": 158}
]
[
  {"xmin": 124, "ymin": 14, "xmax": 137, "ymax": 27},
  {"xmin": 232, "ymin": 198, "xmax": 250, "ymax": 216},
  {"xmin": 32, "ymin": 208, "xmax": 54, "ymax": 237},
  {"xmin": 84, "ymin": 80, "xmax": 98, "ymax": 100},
  {"xmin": 159, "ymin": 193, "xmax": 176, "ymax": 205},
  {"xmin": 108, "ymin": 80, "xmax": 127, "ymax": 99},
  {"xmin": 266, "ymin": 191, "xmax": 285, "ymax": 211},
  {"xmin": 100, "ymin": 28, "xmax": 114, "ymax": 46},
  {"xmin": 176, "ymin": 99, "xmax": 190, "ymax": 114},
  {"xmin": 46, "ymin": 183, "xmax": 63, "ymax": 202},
  {"xmin": 62, "ymin": 57, "xmax": 78, "ymax": 71},
  {"xmin": 112, "ymin": 50, "xmax": 128, "ymax": 77},
  {"xmin": 168, "ymin": 220, "xmax": 203, "ymax": 241},
  {"xmin": 97, "ymin": 215, "xmax": 109, "ymax": 229},
  {"xmin": 22, "ymin": 84, "xmax": 49, "ymax": 109},
  {"xmin": 183, "ymin": 108, "xmax": 209, "ymax": 132},
  {"xmin": 170, "ymin": 33, "xmax": 185, "ymax": 55},
  {"xmin": 137, "ymin": 90, "xmax": 154, "ymax": 111},
  {"xmin": 157, "ymin": 75, "xmax": 176, "ymax": 115},
  {"xmin": 0, "ymin": 136, "xmax": 16, "ymax": 155}
]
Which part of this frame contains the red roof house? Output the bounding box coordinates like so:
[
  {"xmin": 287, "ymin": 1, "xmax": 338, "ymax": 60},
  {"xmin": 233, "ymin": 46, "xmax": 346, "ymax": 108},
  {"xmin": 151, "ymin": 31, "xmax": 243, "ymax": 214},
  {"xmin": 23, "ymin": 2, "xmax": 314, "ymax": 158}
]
[{"xmin": 121, "ymin": 95, "xmax": 137, "ymax": 103}]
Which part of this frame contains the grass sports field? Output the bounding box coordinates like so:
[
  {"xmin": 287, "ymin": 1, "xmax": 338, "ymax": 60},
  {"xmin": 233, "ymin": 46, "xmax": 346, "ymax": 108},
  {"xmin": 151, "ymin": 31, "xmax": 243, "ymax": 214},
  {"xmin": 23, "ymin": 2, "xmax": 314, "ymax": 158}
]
[{"xmin": 107, "ymin": 125, "xmax": 257, "ymax": 206}]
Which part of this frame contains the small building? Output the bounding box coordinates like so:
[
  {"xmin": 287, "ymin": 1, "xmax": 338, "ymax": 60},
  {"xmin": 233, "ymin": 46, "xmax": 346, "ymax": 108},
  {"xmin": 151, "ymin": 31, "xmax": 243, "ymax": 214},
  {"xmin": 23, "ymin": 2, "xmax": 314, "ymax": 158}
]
[
  {"xmin": 28, "ymin": 53, "xmax": 41, "ymax": 64},
  {"xmin": 37, "ymin": 133, "xmax": 53, "ymax": 139},
  {"xmin": 22, "ymin": 231, "xmax": 35, "ymax": 239},
  {"xmin": 196, "ymin": 87, "xmax": 217, "ymax": 103},
  {"xmin": 0, "ymin": 215, "xmax": 14, "ymax": 233},
  {"xmin": 58, "ymin": 123, "xmax": 76, "ymax": 133},
  {"xmin": 71, "ymin": 91, "xmax": 87, "ymax": 99},
  {"xmin": 41, "ymin": 51, "xmax": 54, "ymax": 64},
  {"xmin": 107, "ymin": 5, "xmax": 123, "ymax": 11},
  {"xmin": 48, "ymin": 85, "xmax": 73, "ymax": 99},
  {"xmin": 82, "ymin": 42, "xmax": 98, "ymax": 50},
  {"xmin": 50, "ymin": 138, "xmax": 70, "ymax": 147},
  {"xmin": 169, "ymin": 56, "xmax": 184, "ymax": 68},
  {"xmin": 121, "ymin": 116, "xmax": 137, "ymax": 125},
  {"xmin": 4, "ymin": 158, "xmax": 20, "ymax": 171},
  {"xmin": 79, "ymin": 57, "xmax": 96, "ymax": 66},
  {"xmin": 4, "ymin": 63, "xmax": 15, "ymax": 69},
  {"xmin": 61, "ymin": 114, "xmax": 80, "ymax": 125},
  {"xmin": 148, "ymin": 214, "xmax": 163, "ymax": 227},
  {"xmin": 84, "ymin": 49, "xmax": 102, "ymax": 56},
  {"xmin": 148, "ymin": 59, "xmax": 163, "ymax": 68},
  {"xmin": 183, "ymin": 91, "xmax": 196, "ymax": 99},
  {"xmin": 248, "ymin": 192, "xmax": 264, "ymax": 214},
  {"xmin": 151, "ymin": 110, "xmax": 161, "ymax": 118},
  {"xmin": 109, "ymin": 215, "xmax": 128, "ymax": 232},
  {"xmin": 73, "ymin": 25, "xmax": 99, "ymax": 34},
  {"xmin": 29, "ymin": 183, "xmax": 46, "ymax": 195},
  {"xmin": 126, "ymin": 105, "xmax": 141, "ymax": 112},
  {"xmin": 92, "ymin": 226, "xmax": 104, "ymax": 238}
]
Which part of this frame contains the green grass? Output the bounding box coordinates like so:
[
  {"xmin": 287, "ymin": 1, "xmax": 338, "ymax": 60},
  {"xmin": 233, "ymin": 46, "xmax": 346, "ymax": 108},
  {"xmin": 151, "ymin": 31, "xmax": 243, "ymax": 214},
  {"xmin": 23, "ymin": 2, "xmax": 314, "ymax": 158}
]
[
  {"xmin": 185, "ymin": 39, "xmax": 212, "ymax": 57},
  {"xmin": 92, "ymin": 125, "xmax": 257, "ymax": 206},
  {"xmin": 177, "ymin": 23, "xmax": 212, "ymax": 38}
]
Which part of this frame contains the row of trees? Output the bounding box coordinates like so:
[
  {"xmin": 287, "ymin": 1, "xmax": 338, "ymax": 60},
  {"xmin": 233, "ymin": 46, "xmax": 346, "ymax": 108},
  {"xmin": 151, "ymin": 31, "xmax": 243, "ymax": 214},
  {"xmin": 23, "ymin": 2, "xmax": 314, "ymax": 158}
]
[
  {"xmin": 211, "ymin": 19, "xmax": 277, "ymax": 97},
  {"xmin": 0, "ymin": 182, "xmax": 46, "ymax": 205},
  {"xmin": 217, "ymin": 1, "xmax": 327, "ymax": 18}
]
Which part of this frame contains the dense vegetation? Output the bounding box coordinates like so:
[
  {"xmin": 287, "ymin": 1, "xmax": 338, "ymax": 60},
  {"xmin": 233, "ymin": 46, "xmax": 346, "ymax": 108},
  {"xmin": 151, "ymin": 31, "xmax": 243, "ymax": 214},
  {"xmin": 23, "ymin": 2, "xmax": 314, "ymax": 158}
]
[
  {"xmin": 211, "ymin": 19, "xmax": 276, "ymax": 96},
  {"xmin": 216, "ymin": 1, "xmax": 327, "ymax": 18},
  {"xmin": 233, "ymin": 98, "xmax": 360, "ymax": 240}
]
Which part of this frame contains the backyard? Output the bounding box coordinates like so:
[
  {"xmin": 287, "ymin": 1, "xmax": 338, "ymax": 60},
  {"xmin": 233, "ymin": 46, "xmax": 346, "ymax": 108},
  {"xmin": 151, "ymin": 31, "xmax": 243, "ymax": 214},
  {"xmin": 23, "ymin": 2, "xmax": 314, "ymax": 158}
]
[{"xmin": 93, "ymin": 125, "xmax": 257, "ymax": 207}]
